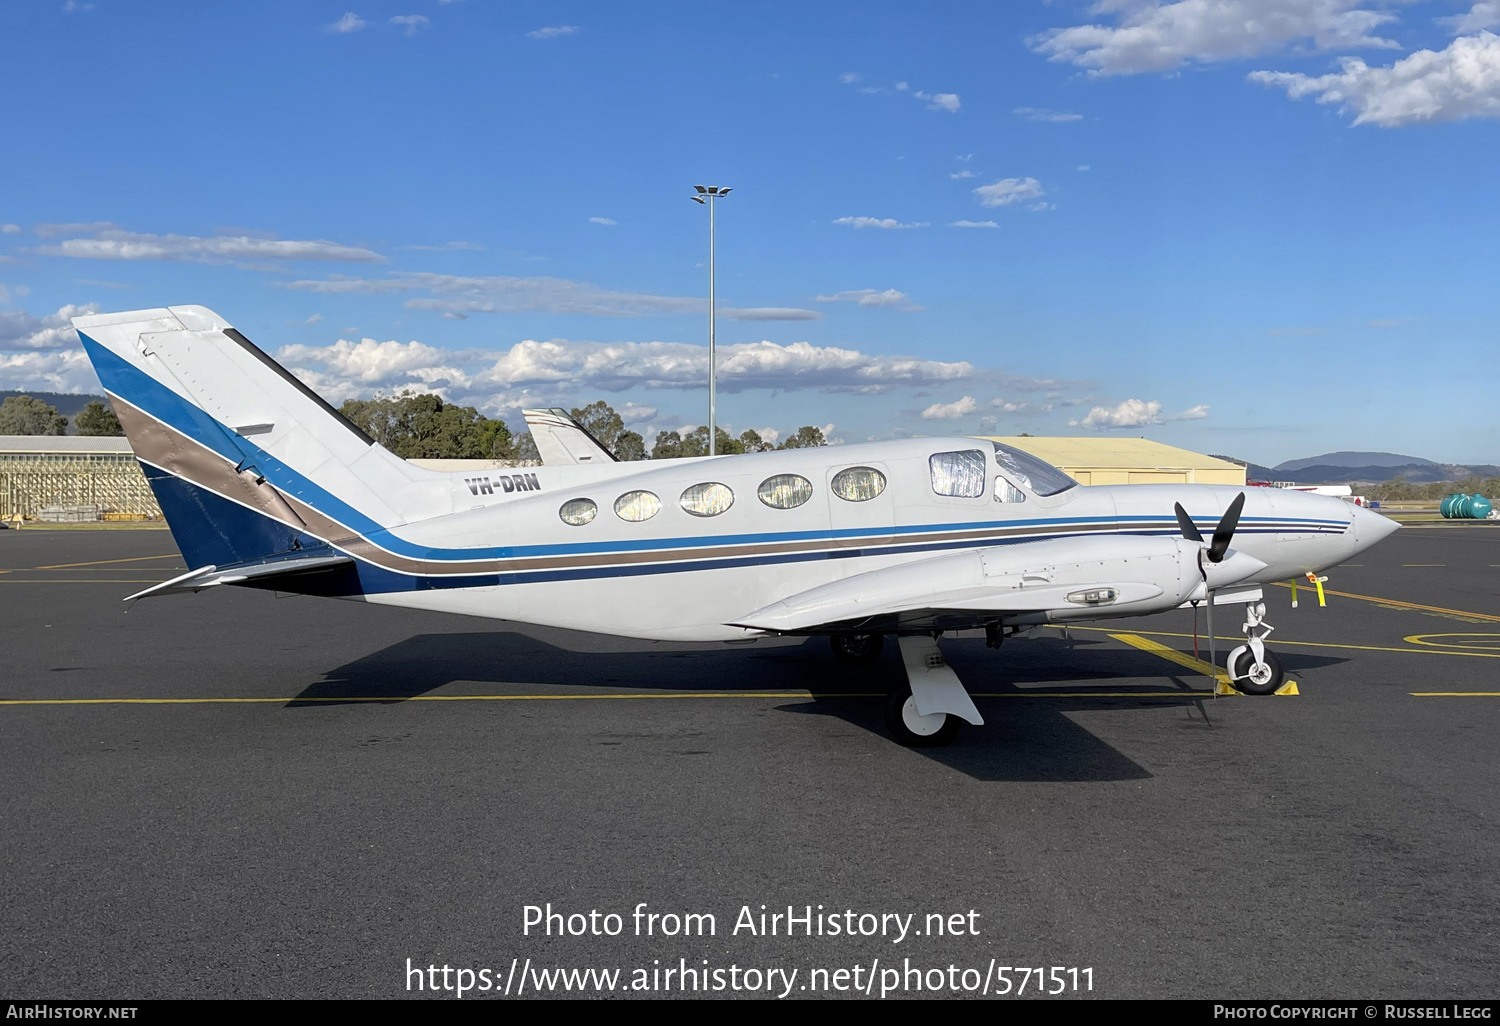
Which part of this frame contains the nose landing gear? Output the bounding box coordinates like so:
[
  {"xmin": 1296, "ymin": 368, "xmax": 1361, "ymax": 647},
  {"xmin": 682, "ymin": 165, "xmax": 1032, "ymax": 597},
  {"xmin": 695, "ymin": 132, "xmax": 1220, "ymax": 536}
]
[{"xmin": 1226, "ymin": 601, "xmax": 1285, "ymax": 695}]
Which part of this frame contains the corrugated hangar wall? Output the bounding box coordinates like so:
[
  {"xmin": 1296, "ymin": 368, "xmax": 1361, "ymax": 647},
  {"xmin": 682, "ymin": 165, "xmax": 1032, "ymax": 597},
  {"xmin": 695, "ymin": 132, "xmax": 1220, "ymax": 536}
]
[{"xmin": 988, "ymin": 437, "xmax": 1247, "ymax": 487}]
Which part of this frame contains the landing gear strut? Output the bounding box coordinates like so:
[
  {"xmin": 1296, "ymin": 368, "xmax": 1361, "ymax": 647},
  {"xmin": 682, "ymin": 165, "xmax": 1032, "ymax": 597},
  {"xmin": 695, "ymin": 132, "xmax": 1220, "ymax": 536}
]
[
  {"xmin": 1226, "ymin": 601, "xmax": 1284, "ymax": 695},
  {"xmin": 830, "ymin": 633, "xmax": 884, "ymax": 663}
]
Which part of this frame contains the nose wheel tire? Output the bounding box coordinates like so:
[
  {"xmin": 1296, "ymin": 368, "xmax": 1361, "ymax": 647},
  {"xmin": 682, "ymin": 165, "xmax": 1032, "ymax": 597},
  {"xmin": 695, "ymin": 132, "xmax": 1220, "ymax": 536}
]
[
  {"xmin": 830, "ymin": 633, "xmax": 885, "ymax": 663},
  {"xmin": 884, "ymin": 685, "xmax": 962, "ymax": 747},
  {"xmin": 1229, "ymin": 648, "xmax": 1284, "ymax": 696}
]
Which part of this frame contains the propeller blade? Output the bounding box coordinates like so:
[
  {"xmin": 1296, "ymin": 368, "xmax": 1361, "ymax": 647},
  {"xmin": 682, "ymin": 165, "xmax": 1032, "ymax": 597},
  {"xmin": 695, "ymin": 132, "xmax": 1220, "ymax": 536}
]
[
  {"xmin": 1173, "ymin": 502, "xmax": 1203, "ymax": 543},
  {"xmin": 1208, "ymin": 492, "xmax": 1247, "ymax": 563}
]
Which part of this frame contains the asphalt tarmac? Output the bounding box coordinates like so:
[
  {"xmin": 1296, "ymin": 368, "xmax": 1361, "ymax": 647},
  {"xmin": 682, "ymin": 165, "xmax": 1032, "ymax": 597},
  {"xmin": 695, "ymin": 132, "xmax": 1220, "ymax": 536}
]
[{"xmin": 2, "ymin": 523, "xmax": 1497, "ymax": 1000}]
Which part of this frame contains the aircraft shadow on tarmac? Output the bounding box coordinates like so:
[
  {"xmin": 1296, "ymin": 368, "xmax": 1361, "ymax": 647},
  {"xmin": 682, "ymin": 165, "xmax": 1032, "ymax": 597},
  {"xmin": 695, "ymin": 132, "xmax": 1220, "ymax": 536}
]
[{"xmin": 290, "ymin": 629, "xmax": 1347, "ymax": 783}]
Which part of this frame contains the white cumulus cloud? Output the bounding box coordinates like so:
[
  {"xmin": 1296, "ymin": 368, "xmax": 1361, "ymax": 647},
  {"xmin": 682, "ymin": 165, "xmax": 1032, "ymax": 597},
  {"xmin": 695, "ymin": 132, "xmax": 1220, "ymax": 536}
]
[
  {"xmin": 0, "ymin": 303, "xmax": 100, "ymax": 351},
  {"xmin": 1072, "ymin": 398, "xmax": 1210, "ymax": 428},
  {"xmin": 270, "ymin": 336, "xmax": 976, "ymax": 407},
  {"xmin": 389, "ymin": 14, "xmax": 429, "ymax": 35},
  {"xmin": 527, "ymin": 25, "xmax": 578, "ymax": 39},
  {"xmin": 949, "ymin": 220, "xmax": 1000, "ymax": 229},
  {"xmin": 589, "ymin": 216, "xmax": 618, "ymax": 225},
  {"xmin": 921, "ymin": 395, "xmax": 978, "ymax": 420},
  {"xmin": 327, "ymin": 12, "xmax": 366, "ymax": 34},
  {"xmin": 815, "ymin": 288, "xmax": 911, "ymax": 308},
  {"xmin": 1030, "ymin": 0, "xmax": 1401, "ymax": 76},
  {"xmin": 1442, "ymin": 3, "xmax": 1500, "ymax": 34},
  {"xmin": 1249, "ymin": 31, "xmax": 1500, "ymax": 126},
  {"xmin": 915, "ymin": 90, "xmax": 961, "ymax": 113},
  {"xmin": 1, "ymin": 224, "xmax": 20, "ymax": 234},
  {"xmin": 832, "ymin": 216, "xmax": 929, "ymax": 229},
  {"xmin": 974, "ymin": 178, "xmax": 1045, "ymax": 208}
]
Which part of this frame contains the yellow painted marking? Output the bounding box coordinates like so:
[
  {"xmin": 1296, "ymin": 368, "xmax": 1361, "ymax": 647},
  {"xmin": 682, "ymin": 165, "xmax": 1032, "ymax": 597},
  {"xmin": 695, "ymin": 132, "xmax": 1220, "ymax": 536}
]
[
  {"xmin": 34, "ymin": 554, "xmax": 180, "ymax": 569},
  {"xmin": 1112, "ymin": 632, "xmax": 1230, "ymax": 684},
  {"xmin": 1402, "ymin": 564, "xmax": 1446, "ymax": 567},
  {"xmin": 1404, "ymin": 633, "xmax": 1500, "ymax": 651},
  {"xmin": 0, "ymin": 579, "xmax": 174, "ymax": 584},
  {"xmin": 1064, "ymin": 624, "xmax": 1497, "ymax": 659},
  {"xmin": 0, "ymin": 691, "xmax": 869, "ymax": 706},
  {"xmin": 1410, "ymin": 692, "xmax": 1500, "ymax": 697},
  {"xmin": 1112, "ymin": 633, "xmax": 1302, "ymax": 695},
  {"xmin": 1269, "ymin": 582, "xmax": 1500, "ymax": 624}
]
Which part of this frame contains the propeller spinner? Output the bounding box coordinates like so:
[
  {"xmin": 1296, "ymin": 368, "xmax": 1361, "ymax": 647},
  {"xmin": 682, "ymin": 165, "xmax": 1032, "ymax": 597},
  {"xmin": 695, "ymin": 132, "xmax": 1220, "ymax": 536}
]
[{"xmin": 1174, "ymin": 492, "xmax": 1247, "ymax": 564}]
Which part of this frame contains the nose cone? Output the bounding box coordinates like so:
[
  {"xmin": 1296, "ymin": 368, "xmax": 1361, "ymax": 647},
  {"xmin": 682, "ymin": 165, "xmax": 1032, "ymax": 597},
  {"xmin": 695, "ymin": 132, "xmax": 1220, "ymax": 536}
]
[{"xmin": 1349, "ymin": 503, "xmax": 1401, "ymax": 551}]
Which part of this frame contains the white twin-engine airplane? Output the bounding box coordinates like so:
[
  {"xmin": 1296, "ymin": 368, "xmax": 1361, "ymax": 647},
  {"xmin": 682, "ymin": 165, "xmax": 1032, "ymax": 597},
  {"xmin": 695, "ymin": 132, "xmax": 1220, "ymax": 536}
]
[{"xmin": 75, "ymin": 306, "xmax": 1400, "ymax": 746}]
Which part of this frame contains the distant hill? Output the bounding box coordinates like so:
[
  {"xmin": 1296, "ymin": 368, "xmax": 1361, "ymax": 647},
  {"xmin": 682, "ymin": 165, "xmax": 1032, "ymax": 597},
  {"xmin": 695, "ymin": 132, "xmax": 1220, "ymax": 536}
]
[
  {"xmin": 1275, "ymin": 451, "xmax": 1436, "ymax": 472},
  {"xmin": 1275, "ymin": 463, "xmax": 1500, "ymax": 485},
  {"xmin": 0, "ymin": 391, "xmax": 110, "ymax": 434},
  {"xmin": 1214, "ymin": 450, "xmax": 1498, "ymax": 485}
]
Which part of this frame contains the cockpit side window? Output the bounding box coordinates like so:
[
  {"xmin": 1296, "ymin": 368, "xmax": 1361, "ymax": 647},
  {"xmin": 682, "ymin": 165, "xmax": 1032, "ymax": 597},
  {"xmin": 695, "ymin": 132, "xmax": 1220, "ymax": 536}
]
[
  {"xmin": 994, "ymin": 477, "xmax": 1025, "ymax": 503},
  {"xmin": 991, "ymin": 443, "xmax": 1077, "ymax": 496},
  {"xmin": 929, "ymin": 450, "xmax": 987, "ymax": 498}
]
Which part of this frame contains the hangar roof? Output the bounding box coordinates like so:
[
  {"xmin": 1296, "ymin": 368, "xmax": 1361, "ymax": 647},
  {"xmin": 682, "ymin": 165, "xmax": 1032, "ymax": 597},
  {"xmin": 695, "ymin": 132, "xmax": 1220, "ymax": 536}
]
[
  {"xmin": 0, "ymin": 435, "xmax": 133, "ymax": 454},
  {"xmin": 986, "ymin": 436, "xmax": 1241, "ymax": 472}
]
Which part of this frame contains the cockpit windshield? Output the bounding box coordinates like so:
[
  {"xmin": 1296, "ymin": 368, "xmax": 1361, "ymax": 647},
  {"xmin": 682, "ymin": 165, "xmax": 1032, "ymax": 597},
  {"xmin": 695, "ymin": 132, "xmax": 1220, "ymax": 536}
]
[{"xmin": 991, "ymin": 442, "xmax": 1078, "ymax": 497}]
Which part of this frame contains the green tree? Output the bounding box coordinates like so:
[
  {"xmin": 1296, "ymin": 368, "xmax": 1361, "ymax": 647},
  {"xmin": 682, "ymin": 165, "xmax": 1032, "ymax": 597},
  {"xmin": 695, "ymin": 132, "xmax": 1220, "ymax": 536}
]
[
  {"xmin": 475, "ymin": 418, "xmax": 515, "ymax": 460},
  {"xmin": 511, "ymin": 431, "xmax": 541, "ymax": 462},
  {"xmin": 338, "ymin": 391, "xmax": 511, "ymax": 459},
  {"xmin": 570, "ymin": 400, "xmax": 626, "ymax": 454},
  {"xmin": 0, "ymin": 395, "xmax": 68, "ymax": 435},
  {"xmin": 613, "ymin": 430, "xmax": 646, "ymax": 461},
  {"xmin": 738, "ymin": 429, "xmax": 774, "ymax": 453},
  {"xmin": 75, "ymin": 400, "xmax": 124, "ymax": 436},
  {"xmin": 651, "ymin": 430, "xmax": 683, "ymax": 460},
  {"xmin": 777, "ymin": 425, "xmax": 827, "ymax": 449}
]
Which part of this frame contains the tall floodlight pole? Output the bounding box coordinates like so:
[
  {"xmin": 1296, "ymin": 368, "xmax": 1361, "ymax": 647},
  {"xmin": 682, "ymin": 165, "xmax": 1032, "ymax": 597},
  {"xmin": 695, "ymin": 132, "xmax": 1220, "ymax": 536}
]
[{"xmin": 691, "ymin": 185, "xmax": 731, "ymax": 455}]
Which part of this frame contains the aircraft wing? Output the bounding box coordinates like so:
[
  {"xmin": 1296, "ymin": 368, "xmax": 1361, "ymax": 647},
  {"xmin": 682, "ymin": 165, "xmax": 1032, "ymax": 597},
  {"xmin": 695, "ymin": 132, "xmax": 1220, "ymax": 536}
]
[
  {"xmin": 731, "ymin": 534, "xmax": 1240, "ymax": 634},
  {"xmin": 523, "ymin": 408, "xmax": 617, "ymax": 465}
]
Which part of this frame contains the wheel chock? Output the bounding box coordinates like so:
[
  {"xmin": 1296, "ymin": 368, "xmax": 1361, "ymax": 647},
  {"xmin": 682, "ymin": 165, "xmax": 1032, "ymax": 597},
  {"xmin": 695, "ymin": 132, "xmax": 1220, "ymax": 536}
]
[{"xmin": 1215, "ymin": 678, "xmax": 1301, "ymax": 696}]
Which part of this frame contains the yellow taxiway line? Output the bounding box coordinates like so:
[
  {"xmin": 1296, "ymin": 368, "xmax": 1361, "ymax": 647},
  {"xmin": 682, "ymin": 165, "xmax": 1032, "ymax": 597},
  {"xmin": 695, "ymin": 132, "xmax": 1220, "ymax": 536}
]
[
  {"xmin": 1268, "ymin": 582, "xmax": 1500, "ymax": 624},
  {"xmin": 1409, "ymin": 692, "xmax": 1500, "ymax": 697},
  {"xmin": 1064, "ymin": 624, "xmax": 1500, "ymax": 660},
  {"xmin": 34, "ymin": 554, "xmax": 181, "ymax": 569}
]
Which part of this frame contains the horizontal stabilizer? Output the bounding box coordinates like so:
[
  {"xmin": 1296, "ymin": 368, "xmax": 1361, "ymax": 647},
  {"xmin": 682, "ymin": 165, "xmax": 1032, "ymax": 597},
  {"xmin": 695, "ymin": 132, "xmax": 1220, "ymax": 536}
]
[{"xmin": 125, "ymin": 553, "xmax": 353, "ymax": 602}]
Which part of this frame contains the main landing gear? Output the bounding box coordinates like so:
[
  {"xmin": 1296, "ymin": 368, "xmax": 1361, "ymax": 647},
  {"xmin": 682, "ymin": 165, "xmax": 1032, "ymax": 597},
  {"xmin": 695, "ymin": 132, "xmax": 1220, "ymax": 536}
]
[
  {"xmin": 1226, "ymin": 601, "xmax": 1285, "ymax": 696},
  {"xmin": 828, "ymin": 633, "xmax": 985, "ymax": 747},
  {"xmin": 829, "ymin": 633, "xmax": 885, "ymax": 664}
]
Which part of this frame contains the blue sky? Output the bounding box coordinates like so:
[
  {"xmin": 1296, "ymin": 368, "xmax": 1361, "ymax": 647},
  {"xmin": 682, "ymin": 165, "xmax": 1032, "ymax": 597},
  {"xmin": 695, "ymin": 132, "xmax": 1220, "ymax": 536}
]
[{"xmin": 1, "ymin": 1, "xmax": 1497, "ymax": 465}]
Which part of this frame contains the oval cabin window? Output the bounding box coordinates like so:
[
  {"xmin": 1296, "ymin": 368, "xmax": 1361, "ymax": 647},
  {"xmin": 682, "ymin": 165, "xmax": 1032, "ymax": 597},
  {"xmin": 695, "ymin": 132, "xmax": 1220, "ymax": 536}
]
[
  {"xmin": 757, "ymin": 474, "xmax": 813, "ymax": 510},
  {"xmin": 680, "ymin": 482, "xmax": 734, "ymax": 517},
  {"xmin": 614, "ymin": 490, "xmax": 661, "ymax": 522},
  {"xmin": 559, "ymin": 498, "xmax": 598, "ymax": 526},
  {"xmin": 831, "ymin": 466, "xmax": 887, "ymax": 502}
]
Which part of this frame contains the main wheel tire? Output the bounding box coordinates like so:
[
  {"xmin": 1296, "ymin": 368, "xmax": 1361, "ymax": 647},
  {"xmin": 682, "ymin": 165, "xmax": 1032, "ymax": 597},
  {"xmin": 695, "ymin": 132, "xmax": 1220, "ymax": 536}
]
[
  {"xmin": 884, "ymin": 685, "xmax": 962, "ymax": 747},
  {"xmin": 1229, "ymin": 648, "xmax": 1285, "ymax": 696},
  {"xmin": 830, "ymin": 633, "xmax": 885, "ymax": 663}
]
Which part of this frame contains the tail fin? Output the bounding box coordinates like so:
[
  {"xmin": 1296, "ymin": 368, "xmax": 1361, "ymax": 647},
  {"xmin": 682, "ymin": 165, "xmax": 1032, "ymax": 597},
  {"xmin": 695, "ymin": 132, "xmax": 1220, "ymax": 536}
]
[
  {"xmin": 73, "ymin": 306, "xmax": 445, "ymax": 569},
  {"xmin": 523, "ymin": 407, "xmax": 618, "ymax": 465}
]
